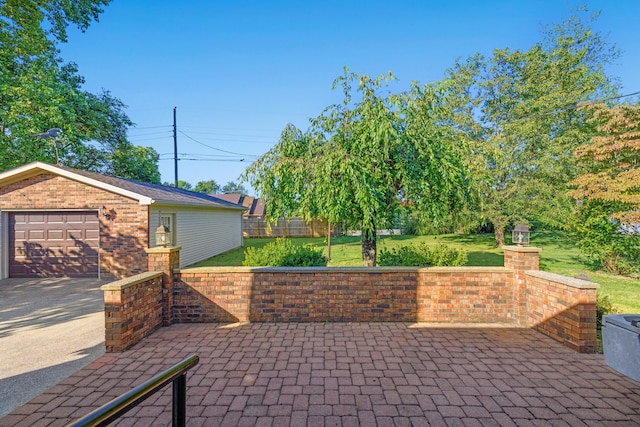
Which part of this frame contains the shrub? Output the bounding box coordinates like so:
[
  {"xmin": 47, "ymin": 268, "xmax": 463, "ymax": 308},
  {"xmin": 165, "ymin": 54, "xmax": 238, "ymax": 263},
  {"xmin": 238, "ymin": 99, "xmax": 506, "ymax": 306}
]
[
  {"xmin": 243, "ymin": 238, "xmax": 327, "ymax": 267},
  {"xmin": 572, "ymin": 202, "xmax": 640, "ymax": 277},
  {"xmin": 378, "ymin": 243, "xmax": 467, "ymax": 267},
  {"xmin": 596, "ymin": 293, "xmax": 618, "ymax": 330}
]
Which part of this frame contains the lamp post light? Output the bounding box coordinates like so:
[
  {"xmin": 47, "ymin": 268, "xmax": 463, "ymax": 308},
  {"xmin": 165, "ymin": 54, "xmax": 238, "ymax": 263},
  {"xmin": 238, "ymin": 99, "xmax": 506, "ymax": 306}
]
[
  {"xmin": 155, "ymin": 224, "xmax": 171, "ymax": 247},
  {"xmin": 512, "ymin": 223, "xmax": 530, "ymax": 246}
]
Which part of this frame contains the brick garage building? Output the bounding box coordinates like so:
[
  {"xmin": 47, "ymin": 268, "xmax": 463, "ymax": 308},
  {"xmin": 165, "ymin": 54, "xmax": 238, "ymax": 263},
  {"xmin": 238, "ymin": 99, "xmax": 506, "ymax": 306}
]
[{"xmin": 0, "ymin": 162, "xmax": 245, "ymax": 279}]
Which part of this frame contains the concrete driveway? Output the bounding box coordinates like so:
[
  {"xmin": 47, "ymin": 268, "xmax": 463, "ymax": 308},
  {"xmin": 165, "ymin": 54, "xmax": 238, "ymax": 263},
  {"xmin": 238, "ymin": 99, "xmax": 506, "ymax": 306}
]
[{"xmin": 0, "ymin": 277, "xmax": 108, "ymax": 416}]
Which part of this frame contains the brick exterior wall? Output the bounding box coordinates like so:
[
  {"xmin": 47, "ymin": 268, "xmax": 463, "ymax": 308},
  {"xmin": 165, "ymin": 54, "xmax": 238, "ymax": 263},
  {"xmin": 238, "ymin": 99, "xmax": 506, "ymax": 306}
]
[
  {"xmin": 0, "ymin": 173, "xmax": 149, "ymax": 278},
  {"xmin": 101, "ymin": 246, "xmax": 600, "ymax": 353},
  {"xmin": 101, "ymin": 272, "xmax": 163, "ymax": 352}
]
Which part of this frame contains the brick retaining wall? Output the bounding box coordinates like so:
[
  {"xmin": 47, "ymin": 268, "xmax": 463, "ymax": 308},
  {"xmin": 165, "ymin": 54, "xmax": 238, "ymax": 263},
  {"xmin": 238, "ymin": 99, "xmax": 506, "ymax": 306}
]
[
  {"xmin": 525, "ymin": 270, "xmax": 599, "ymax": 353},
  {"xmin": 101, "ymin": 247, "xmax": 600, "ymax": 353},
  {"xmin": 173, "ymin": 267, "xmax": 515, "ymax": 323},
  {"xmin": 101, "ymin": 271, "xmax": 163, "ymax": 352},
  {"xmin": 417, "ymin": 269, "xmax": 515, "ymax": 323}
]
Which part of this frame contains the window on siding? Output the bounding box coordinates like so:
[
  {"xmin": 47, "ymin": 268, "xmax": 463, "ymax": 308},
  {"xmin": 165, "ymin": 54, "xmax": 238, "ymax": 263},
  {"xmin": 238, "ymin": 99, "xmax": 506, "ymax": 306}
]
[{"xmin": 160, "ymin": 214, "xmax": 176, "ymax": 246}]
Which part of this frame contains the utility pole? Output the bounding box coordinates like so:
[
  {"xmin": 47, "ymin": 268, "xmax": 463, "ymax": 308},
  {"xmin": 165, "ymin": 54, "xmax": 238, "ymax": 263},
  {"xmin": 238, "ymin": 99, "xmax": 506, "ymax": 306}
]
[{"xmin": 173, "ymin": 106, "xmax": 178, "ymax": 187}]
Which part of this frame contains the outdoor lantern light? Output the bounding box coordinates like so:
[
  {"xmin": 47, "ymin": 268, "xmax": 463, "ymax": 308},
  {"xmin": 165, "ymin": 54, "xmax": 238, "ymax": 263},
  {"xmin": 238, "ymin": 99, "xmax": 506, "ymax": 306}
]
[
  {"xmin": 155, "ymin": 224, "xmax": 171, "ymax": 247},
  {"xmin": 512, "ymin": 223, "xmax": 530, "ymax": 246},
  {"xmin": 101, "ymin": 205, "xmax": 112, "ymax": 220}
]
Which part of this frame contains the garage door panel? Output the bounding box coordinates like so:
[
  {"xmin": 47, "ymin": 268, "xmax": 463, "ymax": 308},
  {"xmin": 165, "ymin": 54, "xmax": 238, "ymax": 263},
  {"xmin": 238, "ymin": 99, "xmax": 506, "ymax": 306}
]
[
  {"xmin": 66, "ymin": 212, "xmax": 94, "ymax": 222},
  {"xmin": 9, "ymin": 211, "xmax": 99, "ymax": 278},
  {"xmin": 46, "ymin": 213, "xmax": 66, "ymax": 223},
  {"xmin": 85, "ymin": 229, "xmax": 100, "ymax": 239},
  {"xmin": 67, "ymin": 231, "xmax": 81, "ymax": 240},
  {"xmin": 47, "ymin": 246, "xmax": 65, "ymax": 256},
  {"xmin": 11, "ymin": 213, "xmax": 30, "ymax": 223},
  {"xmin": 24, "ymin": 213, "xmax": 45, "ymax": 223},
  {"xmin": 47, "ymin": 229, "xmax": 65, "ymax": 240},
  {"xmin": 27, "ymin": 230, "xmax": 45, "ymax": 240},
  {"xmin": 14, "ymin": 245, "xmax": 52, "ymax": 257}
]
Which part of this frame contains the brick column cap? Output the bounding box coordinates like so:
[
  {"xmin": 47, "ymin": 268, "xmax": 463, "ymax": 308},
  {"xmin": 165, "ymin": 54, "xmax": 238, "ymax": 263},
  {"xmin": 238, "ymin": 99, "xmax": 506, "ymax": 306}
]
[
  {"xmin": 145, "ymin": 246, "xmax": 182, "ymax": 254},
  {"xmin": 525, "ymin": 270, "xmax": 600, "ymax": 289},
  {"xmin": 101, "ymin": 271, "xmax": 164, "ymax": 291},
  {"xmin": 502, "ymin": 245, "xmax": 541, "ymax": 254}
]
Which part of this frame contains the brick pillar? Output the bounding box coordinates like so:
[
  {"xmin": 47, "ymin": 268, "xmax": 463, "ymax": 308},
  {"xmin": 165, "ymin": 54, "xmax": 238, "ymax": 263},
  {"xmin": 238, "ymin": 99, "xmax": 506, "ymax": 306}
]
[
  {"xmin": 504, "ymin": 246, "xmax": 541, "ymax": 325},
  {"xmin": 102, "ymin": 287, "xmax": 124, "ymax": 352},
  {"xmin": 145, "ymin": 246, "xmax": 181, "ymax": 326}
]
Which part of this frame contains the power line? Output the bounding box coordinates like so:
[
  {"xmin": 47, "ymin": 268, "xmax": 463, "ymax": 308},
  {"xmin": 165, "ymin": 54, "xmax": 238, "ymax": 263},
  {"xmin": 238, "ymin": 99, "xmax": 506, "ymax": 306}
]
[
  {"xmin": 179, "ymin": 125, "xmax": 283, "ymax": 133},
  {"xmin": 161, "ymin": 152, "xmax": 253, "ymax": 158},
  {"xmin": 158, "ymin": 157, "xmax": 252, "ymax": 162},
  {"xmin": 510, "ymin": 90, "xmax": 640, "ymax": 123},
  {"xmin": 180, "ymin": 158, "xmax": 251, "ymax": 162},
  {"xmin": 166, "ymin": 136, "xmax": 274, "ymax": 144},
  {"xmin": 129, "ymin": 125, "xmax": 172, "ymax": 130},
  {"xmin": 176, "ymin": 129, "xmax": 276, "ymax": 139},
  {"xmin": 127, "ymin": 137, "xmax": 171, "ymax": 143},
  {"xmin": 127, "ymin": 131, "xmax": 172, "ymax": 137},
  {"xmin": 178, "ymin": 130, "xmax": 260, "ymax": 158},
  {"xmin": 187, "ymin": 153, "xmax": 252, "ymax": 158}
]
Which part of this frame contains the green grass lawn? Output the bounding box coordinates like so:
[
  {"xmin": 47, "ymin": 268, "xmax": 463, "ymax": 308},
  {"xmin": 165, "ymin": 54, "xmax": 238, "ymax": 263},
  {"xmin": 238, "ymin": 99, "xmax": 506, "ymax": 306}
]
[{"xmin": 189, "ymin": 231, "xmax": 640, "ymax": 314}]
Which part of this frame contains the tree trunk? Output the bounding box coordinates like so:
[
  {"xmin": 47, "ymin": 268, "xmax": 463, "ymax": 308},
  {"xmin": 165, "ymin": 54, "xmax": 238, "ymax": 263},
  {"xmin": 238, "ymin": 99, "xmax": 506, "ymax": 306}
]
[
  {"xmin": 361, "ymin": 229, "xmax": 377, "ymax": 267},
  {"xmin": 494, "ymin": 225, "xmax": 505, "ymax": 247}
]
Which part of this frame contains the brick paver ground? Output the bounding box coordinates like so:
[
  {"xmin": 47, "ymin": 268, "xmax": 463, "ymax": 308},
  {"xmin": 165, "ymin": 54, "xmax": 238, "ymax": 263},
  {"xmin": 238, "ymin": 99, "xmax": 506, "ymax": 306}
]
[{"xmin": 1, "ymin": 323, "xmax": 639, "ymax": 426}]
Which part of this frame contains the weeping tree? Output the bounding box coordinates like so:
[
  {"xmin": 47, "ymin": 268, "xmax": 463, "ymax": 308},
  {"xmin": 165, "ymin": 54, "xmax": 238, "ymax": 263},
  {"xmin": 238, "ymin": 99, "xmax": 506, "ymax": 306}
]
[{"xmin": 244, "ymin": 68, "xmax": 471, "ymax": 266}]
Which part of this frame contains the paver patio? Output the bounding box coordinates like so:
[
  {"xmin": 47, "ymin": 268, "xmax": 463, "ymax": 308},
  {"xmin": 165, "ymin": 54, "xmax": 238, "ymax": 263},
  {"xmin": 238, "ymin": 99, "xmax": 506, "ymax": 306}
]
[{"xmin": 1, "ymin": 323, "xmax": 639, "ymax": 427}]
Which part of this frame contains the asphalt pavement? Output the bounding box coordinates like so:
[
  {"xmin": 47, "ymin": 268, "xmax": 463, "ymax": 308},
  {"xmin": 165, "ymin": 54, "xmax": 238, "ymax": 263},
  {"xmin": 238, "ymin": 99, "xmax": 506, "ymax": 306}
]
[{"xmin": 0, "ymin": 277, "xmax": 107, "ymax": 416}]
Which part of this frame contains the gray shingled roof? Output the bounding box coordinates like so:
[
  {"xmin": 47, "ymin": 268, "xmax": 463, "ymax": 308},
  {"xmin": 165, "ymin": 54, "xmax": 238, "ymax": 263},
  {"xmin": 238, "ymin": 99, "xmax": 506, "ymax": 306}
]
[
  {"xmin": 213, "ymin": 194, "xmax": 266, "ymax": 216},
  {"xmin": 58, "ymin": 165, "xmax": 246, "ymax": 209}
]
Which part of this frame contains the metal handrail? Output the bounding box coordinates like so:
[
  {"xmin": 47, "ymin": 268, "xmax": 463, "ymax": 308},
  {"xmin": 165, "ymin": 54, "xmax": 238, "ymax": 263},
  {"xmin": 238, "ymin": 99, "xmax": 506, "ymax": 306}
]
[{"xmin": 67, "ymin": 354, "xmax": 199, "ymax": 427}]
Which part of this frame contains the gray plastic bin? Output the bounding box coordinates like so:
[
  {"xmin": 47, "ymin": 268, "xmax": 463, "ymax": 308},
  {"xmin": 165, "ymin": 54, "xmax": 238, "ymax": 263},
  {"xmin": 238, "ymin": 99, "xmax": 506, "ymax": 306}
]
[{"xmin": 602, "ymin": 314, "xmax": 640, "ymax": 381}]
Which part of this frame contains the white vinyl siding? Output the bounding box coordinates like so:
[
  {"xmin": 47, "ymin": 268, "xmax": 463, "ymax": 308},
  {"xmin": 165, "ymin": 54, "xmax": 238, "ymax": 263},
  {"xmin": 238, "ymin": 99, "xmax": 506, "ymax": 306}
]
[{"xmin": 149, "ymin": 206, "xmax": 242, "ymax": 268}]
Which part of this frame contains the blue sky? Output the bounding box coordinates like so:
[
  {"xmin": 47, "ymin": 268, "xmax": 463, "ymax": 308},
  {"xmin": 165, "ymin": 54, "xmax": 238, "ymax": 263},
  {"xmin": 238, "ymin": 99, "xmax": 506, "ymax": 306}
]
[{"xmin": 59, "ymin": 0, "xmax": 640, "ymax": 192}]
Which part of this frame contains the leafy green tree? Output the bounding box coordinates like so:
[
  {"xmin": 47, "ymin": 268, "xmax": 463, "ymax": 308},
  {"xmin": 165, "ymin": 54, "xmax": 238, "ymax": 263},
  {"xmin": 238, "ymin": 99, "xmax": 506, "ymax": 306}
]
[
  {"xmin": 445, "ymin": 10, "xmax": 618, "ymax": 245},
  {"xmin": 245, "ymin": 68, "xmax": 470, "ymax": 266},
  {"xmin": 570, "ymin": 103, "xmax": 640, "ymax": 223},
  {"xmin": 162, "ymin": 180, "xmax": 192, "ymax": 190},
  {"xmin": 567, "ymin": 103, "xmax": 640, "ymax": 276},
  {"xmin": 194, "ymin": 180, "xmax": 221, "ymax": 194},
  {"xmin": 222, "ymin": 181, "xmax": 247, "ymax": 194},
  {"xmin": 0, "ymin": 0, "xmax": 160, "ymax": 182},
  {"xmin": 112, "ymin": 145, "xmax": 161, "ymax": 184},
  {"xmin": 568, "ymin": 200, "xmax": 640, "ymax": 276}
]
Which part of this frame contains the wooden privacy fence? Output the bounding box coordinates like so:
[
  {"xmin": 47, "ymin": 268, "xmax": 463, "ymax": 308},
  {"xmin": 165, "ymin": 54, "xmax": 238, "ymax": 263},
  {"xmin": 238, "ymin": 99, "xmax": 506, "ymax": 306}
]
[{"xmin": 243, "ymin": 218, "xmax": 341, "ymax": 238}]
